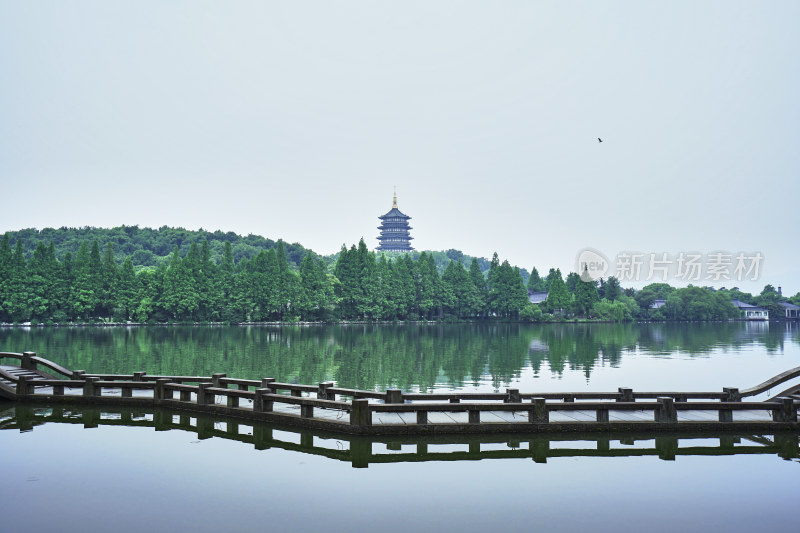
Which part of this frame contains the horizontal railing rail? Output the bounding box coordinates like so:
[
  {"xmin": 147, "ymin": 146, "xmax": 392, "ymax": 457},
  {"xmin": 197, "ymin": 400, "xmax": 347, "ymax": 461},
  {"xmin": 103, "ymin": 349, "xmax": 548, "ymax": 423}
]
[
  {"xmin": 29, "ymin": 356, "xmax": 73, "ymax": 379},
  {"xmin": 740, "ymin": 366, "xmax": 800, "ymax": 397}
]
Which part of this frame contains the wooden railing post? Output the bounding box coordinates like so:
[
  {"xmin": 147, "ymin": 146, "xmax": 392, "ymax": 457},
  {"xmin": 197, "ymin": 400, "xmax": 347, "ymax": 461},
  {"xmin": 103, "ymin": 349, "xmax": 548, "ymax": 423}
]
[
  {"xmin": 530, "ymin": 398, "xmax": 548, "ymax": 423},
  {"xmin": 253, "ymin": 389, "xmax": 273, "ymax": 412},
  {"xmin": 154, "ymin": 378, "xmax": 171, "ymax": 401},
  {"xmin": 133, "ymin": 372, "xmax": 146, "ymax": 382},
  {"xmin": 261, "ymin": 378, "xmax": 275, "ymax": 394},
  {"xmin": 16, "ymin": 375, "xmax": 31, "ymax": 396},
  {"xmin": 596, "ymin": 407, "xmax": 609, "ymax": 423},
  {"xmin": 385, "ymin": 389, "xmax": 402, "ymax": 404},
  {"xmin": 718, "ymin": 406, "xmax": 733, "ymax": 422},
  {"xmin": 211, "ymin": 373, "xmax": 226, "ymax": 388},
  {"xmin": 197, "ymin": 383, "xmax": 212, "ymax": 405},
  {"xmin": 301, "ymin": 404, "xmax": 314, "ymax": 418},
  {"xmin": 227, "ymin": 393, "xmax": 239, "ymax": 408},
  {"xmin": 723, "ymin": 387, "xmax": 741, "ymax": 402},
  {"xmin": 83, "ymin": 376, "xmax": 101, "ymax": 398},
  {"xmin": 318, "ymin": 381, "xmax": 335, "ymax": 401},
  {"xmin": 772, "ymin": 397, "xmax": 797, "ymax": 422},
  {"xmin": 505, "ymin": 389, "xmax": 521, "ymax": 403},
  {"xmin": 72, "ymin": 370, "xmax": 86, "ymax": 380},
  {"xmin": 350, "ymin": 399, "xmax": 371, "ymax": 426},
  {"xmin": 618, "ymin": 387, "xmax": 633, "ymax": 402},
  {"xmin": 655, "ymin": 397, "xmax": 677, "ymax": 422},
  {"xmin": 416, "ymin": 410, "xmax": 428, "ymax": 425},
  {"xmin": 468, "ymin": 409, "xmax": 480, "ymax": 424},
  {"xmin": 21, "ymin": 351, "xmax": 36, "ymax": 370}
]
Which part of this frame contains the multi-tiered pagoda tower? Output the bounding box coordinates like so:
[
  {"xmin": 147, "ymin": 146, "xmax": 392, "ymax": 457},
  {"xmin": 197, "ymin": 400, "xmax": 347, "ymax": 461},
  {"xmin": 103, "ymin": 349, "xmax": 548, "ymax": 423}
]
[{"xmin": 376, "ymin": 192, "xmax": 414, "ymax": 252}]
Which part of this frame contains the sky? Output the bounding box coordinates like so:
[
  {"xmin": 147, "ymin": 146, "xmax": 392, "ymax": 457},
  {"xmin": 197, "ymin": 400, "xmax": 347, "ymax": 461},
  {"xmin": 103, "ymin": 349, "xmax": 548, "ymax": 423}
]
[{"xmin": 1, "ymin": 1, "xmax": 798, "ymax": 294}]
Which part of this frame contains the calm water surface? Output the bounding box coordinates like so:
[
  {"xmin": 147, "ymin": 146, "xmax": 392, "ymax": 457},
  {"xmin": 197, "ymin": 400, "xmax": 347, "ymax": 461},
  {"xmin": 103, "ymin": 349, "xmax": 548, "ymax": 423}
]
[{"xmin": 1, "ymin": 322, "xmax": 799, "ymax": 532}]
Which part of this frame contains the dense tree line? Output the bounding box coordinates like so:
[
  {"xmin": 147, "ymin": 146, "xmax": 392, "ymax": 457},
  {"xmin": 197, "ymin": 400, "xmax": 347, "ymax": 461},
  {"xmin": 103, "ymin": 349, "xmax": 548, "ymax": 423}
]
[
  {"xmin": 530, "ymin": 268, "xmax": 800, "ymax": 322},
  {"xmin": 5, "ymin": 226, "xmax": 317, "ymax": 269},
  {"xmin": 0, "ymin": 234, "xmax": 533, "ymax": 324},
  {"xmin": 4, "ymin": 226, "xmax": 514, "ymax": 280},
  {"xmin": 2, "ymin": 228, "xmax": 797, "ymax": 324}
]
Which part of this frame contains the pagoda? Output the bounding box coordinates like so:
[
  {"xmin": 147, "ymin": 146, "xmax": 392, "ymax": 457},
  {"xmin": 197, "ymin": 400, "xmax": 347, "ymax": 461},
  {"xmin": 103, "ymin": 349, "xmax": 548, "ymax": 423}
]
[{"xmin": 376, "ymin": 192, "xmax": 414, "ymax": 252}]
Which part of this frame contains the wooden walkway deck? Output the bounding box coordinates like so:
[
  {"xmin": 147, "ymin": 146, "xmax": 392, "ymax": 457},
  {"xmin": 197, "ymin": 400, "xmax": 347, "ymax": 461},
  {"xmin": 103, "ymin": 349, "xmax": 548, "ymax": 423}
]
[{"xmin": 1, "ymin": 351, "xmax": 799, "ymax": 436}]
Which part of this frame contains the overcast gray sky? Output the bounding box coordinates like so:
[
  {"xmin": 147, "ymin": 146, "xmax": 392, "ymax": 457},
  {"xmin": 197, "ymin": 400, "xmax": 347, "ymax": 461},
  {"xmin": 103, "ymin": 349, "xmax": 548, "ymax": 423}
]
[{"xmin": 1, "ymin": 1, "xmax": 798, "ymax": 294}]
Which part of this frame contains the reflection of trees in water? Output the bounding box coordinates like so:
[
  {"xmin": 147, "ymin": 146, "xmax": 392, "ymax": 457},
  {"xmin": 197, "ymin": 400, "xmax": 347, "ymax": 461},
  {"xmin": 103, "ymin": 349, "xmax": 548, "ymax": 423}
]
[
  {"xmin": 526, "ymin": 324, "xmax": 635, "ymax": 379},
  {"xmin": 0, "ymin": 322, "xmax": 796, "ymax": 391},
  {"xmin": 633, "ymin": 322, "xmax": 781, "ymax": 355}
]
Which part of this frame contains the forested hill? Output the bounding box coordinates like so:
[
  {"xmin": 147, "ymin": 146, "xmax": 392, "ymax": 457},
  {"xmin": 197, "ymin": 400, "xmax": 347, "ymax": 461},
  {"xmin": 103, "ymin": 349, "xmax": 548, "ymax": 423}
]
[
  {"xmin": 3, "ymin": 226, "xmax": 523, "ymax": 280},
  {"xmin": 0, "ymin": 226, "xmax": 536, "ymax": 324},
  {"xmin": 5, "ymin": 226, "xmax": 316, "ymax": 269}
]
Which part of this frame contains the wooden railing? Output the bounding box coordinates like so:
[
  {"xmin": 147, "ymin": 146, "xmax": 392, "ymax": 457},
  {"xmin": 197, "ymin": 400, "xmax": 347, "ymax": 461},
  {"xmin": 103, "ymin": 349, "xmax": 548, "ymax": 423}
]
[
  {"xmin": 740, "ymin": 366, "xmax": 800, "ymax": 397},
  {"xmin": 2, "ymin": 352, "xmax": 798, "ymax": 435}
]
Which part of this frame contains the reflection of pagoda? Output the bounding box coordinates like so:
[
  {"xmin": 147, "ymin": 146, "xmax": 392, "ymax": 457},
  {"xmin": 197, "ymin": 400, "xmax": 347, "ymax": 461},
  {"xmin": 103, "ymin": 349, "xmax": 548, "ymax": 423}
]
[{"xmin": 376, "ymin": 191, "xmax": 414, "ymax": 252}]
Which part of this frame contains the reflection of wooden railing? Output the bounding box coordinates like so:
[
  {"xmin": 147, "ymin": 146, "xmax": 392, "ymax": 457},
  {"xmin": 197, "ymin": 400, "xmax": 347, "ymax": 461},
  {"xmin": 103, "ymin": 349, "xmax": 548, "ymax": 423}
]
[
  {"xmin": 1, "ymin": 352, "xmax": 798, "ymax": 436},
  {"xmin": 3, "ymin": 404, "xmax": 798, "ymax": 468}
]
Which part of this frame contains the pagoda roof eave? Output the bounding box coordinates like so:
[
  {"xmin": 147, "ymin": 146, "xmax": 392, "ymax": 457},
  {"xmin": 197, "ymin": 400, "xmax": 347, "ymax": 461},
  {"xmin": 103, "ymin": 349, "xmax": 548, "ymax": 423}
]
[{"xmin": 378, "ymin": 208, "xmax": 411, "ymax": 219}]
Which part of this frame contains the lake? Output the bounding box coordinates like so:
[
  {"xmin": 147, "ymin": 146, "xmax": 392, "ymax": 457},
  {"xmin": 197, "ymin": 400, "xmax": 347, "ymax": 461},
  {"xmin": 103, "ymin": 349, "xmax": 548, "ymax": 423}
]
[{"xmin": 1, "ymin": 322, "xmax": 799, "ymax": 532}]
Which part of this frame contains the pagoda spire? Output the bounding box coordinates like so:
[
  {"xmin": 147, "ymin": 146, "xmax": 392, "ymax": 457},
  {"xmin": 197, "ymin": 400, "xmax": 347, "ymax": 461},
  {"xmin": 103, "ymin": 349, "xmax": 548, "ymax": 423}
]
[{"xmin": 393, "ymin": 187, "xmax": 398, "ymax": 209}]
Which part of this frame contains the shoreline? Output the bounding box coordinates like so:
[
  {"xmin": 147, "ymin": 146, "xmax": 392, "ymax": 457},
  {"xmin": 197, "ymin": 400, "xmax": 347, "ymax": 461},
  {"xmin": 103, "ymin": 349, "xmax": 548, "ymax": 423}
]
[{"xmin": 0, "ymin": 318, "xmax": 783, "ymax": 328}]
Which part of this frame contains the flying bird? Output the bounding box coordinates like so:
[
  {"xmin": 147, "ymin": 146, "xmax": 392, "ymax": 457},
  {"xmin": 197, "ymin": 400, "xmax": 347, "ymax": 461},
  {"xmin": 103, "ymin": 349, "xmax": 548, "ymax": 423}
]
[{"xmin": 597, "ymin": 137, "xmax": 603, "ymax": 143}]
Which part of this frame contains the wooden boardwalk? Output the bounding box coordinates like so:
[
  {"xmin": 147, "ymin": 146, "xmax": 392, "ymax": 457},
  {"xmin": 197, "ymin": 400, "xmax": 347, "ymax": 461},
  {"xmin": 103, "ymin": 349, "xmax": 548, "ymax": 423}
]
[{"xmin": 1, "ymin": 351, "xmax": 798, "ymax": 436}]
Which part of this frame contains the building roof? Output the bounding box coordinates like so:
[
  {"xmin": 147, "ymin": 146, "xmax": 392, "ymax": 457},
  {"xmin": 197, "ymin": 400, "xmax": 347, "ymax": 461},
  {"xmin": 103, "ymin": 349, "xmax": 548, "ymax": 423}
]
[
  {"xmin": 379, "ymin": 207, "xmax": 411, "ymax": 219},
  {"xmin": 731, "ymin": 299, "xmax": 768, "ymax": 312},
  {"xmin": 650, "ymin": 299, "xmax": 667, "ymax": 309},
  {"xmin": 779, "ymin": 302, "xmax": 800, "ymax": 310},
  {"xmin": 528, "ymin": 291, "xmax": 548, "ymax": 304}
]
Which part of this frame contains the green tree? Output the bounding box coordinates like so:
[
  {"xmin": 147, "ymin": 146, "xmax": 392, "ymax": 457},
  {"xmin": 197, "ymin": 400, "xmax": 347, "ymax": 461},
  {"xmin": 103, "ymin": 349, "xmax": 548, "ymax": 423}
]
[
  {"xmin": 604, "ymin": 276, "xmax": 622, "ymax": 301},
  {"xmin": 635, "ymin": 282, "xmax": 675, "ymax": 313},
  {"xmin": 565, "ymin": 272, "xmax": 581, "ymax": 294},
  {"xmin": 71, "ymin": 241, "xmax": 100, "ymax": 320},
  {"xmin": 755, "ymin": 285, "xmax": 786, "ymax": 320},
  {"xmin": 488, "ymin": 260, "xmax": 528, "ymax": 318},
  {"xmin": 116, "ymin": 256, "xmax": 140, "ymax": 321},
  {"xmin": 527, "ymin": 267, "xmax": 545, "ymax": 292},
  {"xmin": 0, "ymin": 234, "xmax": 12, "ymax": 322},
  {"xmin": 468, "ymin": 258, "xmax": 487, "ymax": 316},
  {"xmin": 545, "ymin": 269, "xmax": 570, "ymax": 315},
  {"xmin": 99, "ymin": 242, "xmax": 118, "ymax": 318},
  {"xmin": 162, "ymin": 247, "xmax": 199, "ymax": 320},
  {"xmin": 572, "ymin": 277, "xmax": 599, "ymax": 316}
]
